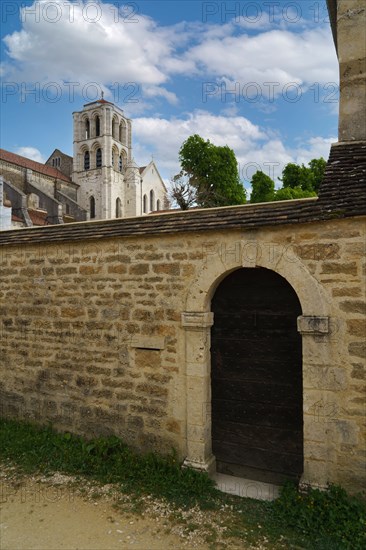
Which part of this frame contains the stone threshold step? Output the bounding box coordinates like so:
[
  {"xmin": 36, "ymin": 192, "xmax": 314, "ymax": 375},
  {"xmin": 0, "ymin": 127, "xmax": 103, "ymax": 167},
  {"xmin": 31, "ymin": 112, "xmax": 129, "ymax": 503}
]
[{"xmin": 213, "ymin": 472, "xmax": 280, "ymax": 501}]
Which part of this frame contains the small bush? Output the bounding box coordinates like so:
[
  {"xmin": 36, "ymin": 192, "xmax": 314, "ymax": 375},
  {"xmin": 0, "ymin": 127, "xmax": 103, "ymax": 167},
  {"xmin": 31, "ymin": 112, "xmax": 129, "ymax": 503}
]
[{"xmin": 273, "ymin": 481, "xmax": 366, "ymax": 549}]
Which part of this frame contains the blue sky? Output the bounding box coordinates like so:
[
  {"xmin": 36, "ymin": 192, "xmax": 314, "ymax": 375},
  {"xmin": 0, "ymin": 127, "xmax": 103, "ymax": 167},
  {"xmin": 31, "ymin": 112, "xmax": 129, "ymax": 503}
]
[{"xmin": 1, "ymin": 0, "xmax": 339, "ymax": 189}]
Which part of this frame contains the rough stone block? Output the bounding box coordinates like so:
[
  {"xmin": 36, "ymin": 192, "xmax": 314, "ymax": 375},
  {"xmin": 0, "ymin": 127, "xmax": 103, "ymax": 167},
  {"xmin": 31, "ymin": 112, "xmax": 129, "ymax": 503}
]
[{"xmin": 297, "ymin": 316, "xmax": 329, "ymax": 334}]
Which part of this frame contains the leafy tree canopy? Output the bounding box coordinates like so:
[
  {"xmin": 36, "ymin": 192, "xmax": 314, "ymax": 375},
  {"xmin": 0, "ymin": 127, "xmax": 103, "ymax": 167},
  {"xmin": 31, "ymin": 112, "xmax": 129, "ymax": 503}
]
[
  {"xmin": 274, "ymin": 187, "xmax": 317, "ymax": 201},
  {"xmin": 173, "ymin": 134, "xmax": 246, "ymax": 208},
  {"xmin": 249, "ymin": 157, "xmax": 326, "ymax": 203},
  {"xmin": 308, "ymin": 157, "xmax": 327, "ymax": 193},
  {"xmin": 280, "ymin": 157, "xmax": 327, "ymax": 193},
  {"xmin": 250, "ymin": 171, "xmax": 275, "ymax": 203}
]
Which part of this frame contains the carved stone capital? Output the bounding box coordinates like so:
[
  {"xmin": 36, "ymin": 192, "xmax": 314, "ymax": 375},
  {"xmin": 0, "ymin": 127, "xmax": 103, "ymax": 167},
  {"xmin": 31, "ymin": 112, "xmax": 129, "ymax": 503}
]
[{"xmin": 181, "ymin": 312, "xmax": 214, "ymax": 329}]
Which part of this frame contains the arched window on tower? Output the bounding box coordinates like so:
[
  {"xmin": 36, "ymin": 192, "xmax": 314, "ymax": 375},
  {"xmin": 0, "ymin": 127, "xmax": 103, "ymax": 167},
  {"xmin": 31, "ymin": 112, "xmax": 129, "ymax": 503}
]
[
  {"xmin": 112, "ymin": 150, "xmax": 115, "ymax": 168},
  {"xmin": 150, "ymin": 189, "xmax": 155, "ymax": 211},
  {"xmin": 119, "ymin": 120, "xmax": 127, "ymax": 144},
  {"xmin": 119, "ymin": 154, "xmax": 123, "ymax": 172},
  {"xmin": 156, "ymin": 199, "xmax": 161, "ymax": 211},
  {"xmin": 84, "ymin": 151, "xmax": 90, "ymax": 170},
  {"xmin": 85, "ymin": 119, "xmax": 90, "ymax": 139},
  {"xmin": 90, "ymin": 196, "xmax": 96, "ymax": 219},
  {"xmin": 95, "ymin": 116, "xmax": 100, "ymax": 137},
  {"xmin": 116, "ymin": 198, "xmax": 122, "ymax": 218},
  {"xmin": 96, "ymin": 148, "xmax": 102, "ymax": 168},
  {"xmin": 143, "ymin": 194, "xmax": 147, "ymax": 214},
  {"xmin": 112, "ymin": 118, "xmax": 119, "ymax": 140}
]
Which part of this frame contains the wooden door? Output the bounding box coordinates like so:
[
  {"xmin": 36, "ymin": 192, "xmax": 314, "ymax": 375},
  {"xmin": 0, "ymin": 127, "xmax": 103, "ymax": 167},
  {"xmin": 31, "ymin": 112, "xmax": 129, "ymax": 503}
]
[{"xmin": 211, "ymin": 267, "xmax": 303, "ymax": 483}]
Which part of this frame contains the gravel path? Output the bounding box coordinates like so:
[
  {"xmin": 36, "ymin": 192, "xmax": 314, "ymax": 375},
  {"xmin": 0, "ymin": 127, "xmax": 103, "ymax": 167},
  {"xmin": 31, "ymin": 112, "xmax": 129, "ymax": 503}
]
[
  {"xmin": 0, "ymin": 473, "xmax": 211, "ymax": 550},
  {"xmin": 0, "ymin": 464, "xmax": 273, "ymax": 550},
  {"xmin": 0, "ymin": 464, "xmax": 246, "ymax": 550}
]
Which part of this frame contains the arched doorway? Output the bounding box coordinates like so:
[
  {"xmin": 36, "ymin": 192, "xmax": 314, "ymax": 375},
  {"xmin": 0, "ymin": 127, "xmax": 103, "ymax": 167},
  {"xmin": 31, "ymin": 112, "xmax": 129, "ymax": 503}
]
[{"xmin": 211, "ymin": 267, "xmax": 303, "ymax": 484}]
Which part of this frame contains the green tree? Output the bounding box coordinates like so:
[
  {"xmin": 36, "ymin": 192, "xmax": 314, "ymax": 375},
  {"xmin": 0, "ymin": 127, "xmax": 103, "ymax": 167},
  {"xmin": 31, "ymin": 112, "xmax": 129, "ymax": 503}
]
[
  {"xmin": 274, "ymin": 187, "xmax": 317, "ymax": 201},
  {"xmin": 280, "ymin": 157, "xmax": 326, "ymax": 193},
  {"xmin": 308, "ymin": 157, "xmax": 327, "ymax": 193},
  {"xmin": 178, "ymin": 134, "xmax": 246, "ymax": 208},
  {"xmin": 280, "ymin": 163, "xmax": 312, "ymax": 191},
  {"xmin": 250, "ymin": 171, "xmax": 275, "ymax": 203}
]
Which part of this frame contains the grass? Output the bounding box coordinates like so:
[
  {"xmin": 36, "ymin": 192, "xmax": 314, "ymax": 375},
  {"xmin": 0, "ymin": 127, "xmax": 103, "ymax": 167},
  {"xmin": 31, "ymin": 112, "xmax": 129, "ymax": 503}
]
[
  {"xmin": 0, "ymin": 417, "xmax": 217, "ymax": 508},
  {"xmin": 1, "ymin": 417, "xmax": 365, "ymax": 549}
]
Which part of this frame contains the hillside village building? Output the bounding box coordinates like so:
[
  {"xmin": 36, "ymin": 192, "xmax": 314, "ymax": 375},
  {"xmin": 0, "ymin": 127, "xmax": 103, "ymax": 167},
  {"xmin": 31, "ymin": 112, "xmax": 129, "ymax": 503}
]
[{"xmin": 0, "ymin": 99, "xmax": 167, "ymax": 230}]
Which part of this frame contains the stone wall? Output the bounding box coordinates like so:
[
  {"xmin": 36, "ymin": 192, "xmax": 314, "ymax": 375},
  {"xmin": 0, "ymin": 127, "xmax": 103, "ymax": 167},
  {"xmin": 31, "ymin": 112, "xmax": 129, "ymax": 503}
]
[
  {"xmin": 0, "ymin": 215, "xmax": 365, "ymax": 493},
  {"xmin": 0, "ymin": 161, "xmax": 27, "ymax": 192},
  {"xmin": 337, "ymin": 0, "xmax": 366, "ymax": 142}
]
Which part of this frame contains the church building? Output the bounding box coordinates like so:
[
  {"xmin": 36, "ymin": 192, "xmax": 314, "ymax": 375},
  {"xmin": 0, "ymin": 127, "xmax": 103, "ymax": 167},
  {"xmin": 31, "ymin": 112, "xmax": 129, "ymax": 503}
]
[{"xmin": 0, "ymin": 99, "xmax": 167, "ymax": 229}]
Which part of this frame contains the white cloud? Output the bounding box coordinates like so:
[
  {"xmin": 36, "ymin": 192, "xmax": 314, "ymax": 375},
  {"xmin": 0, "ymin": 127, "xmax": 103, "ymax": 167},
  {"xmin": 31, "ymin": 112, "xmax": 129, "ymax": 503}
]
[
  {"xmin": 292, "ymin": 136, "xmax": 336, "ymax": 166},
  {"xmin": 133, "ymin": 110, "xmax": 266, "ymax": 174},
  {"xmin": 132, "ymin": 111, "xmax": 334, "ymax": 186},
  {"xmin": 3, "ymin": 0, "xmax": 174, "ymax": 89},
  {"xmin": 143, "ymin": 86, "xmax": 178, "ymax": 105},
  {"xmin": 237, "ymin": 136, "xmax": 336, "ymax": 186},
  {"xmin": 183, "ymin": 28, "xmax": 338, "ymax": 97},
  {"xmin": 15, "ymin": 147, "xmax": 46, "ymax": 163},
  {"xmin": 2, "ymin": 1, "xmax": 338, "ymax": 107}
]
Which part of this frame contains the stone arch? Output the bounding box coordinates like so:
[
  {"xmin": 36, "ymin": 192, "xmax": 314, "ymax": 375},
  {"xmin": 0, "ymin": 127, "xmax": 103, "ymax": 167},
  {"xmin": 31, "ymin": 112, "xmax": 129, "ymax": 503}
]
[
  {"xmin": 119, "ymin": 148, "xmax": 127, "ymax": 173},
  {"xmin": 89, "ymin": 196, "xmax": 96, "ymax": 219},
  {"xmin": 81, "ymin": 116, "xmax": 90, "ymax": 139},
  {"xmin": 112, "ymin": 116, "xmax": 119, "ymax": 140},
  {"xmin": 182, "ymin": 237, "xmax": 332, "ymax": 487},
  {"xmin": 143, "ymin": 194, "xmax": 148, "ymax": 214},
  {"xmin": 149, "ymin": 189, "xmax": 155, "ymax": 211},
  {"xmin": 115, "ymin": 197, "xmax": 122, "ymax": 218},
  {"xmin": 89, "ymin": 111, "xmax": 101, "ymax": 137},
  {"xmin": 90, "ymin": 141, "xmax": 102, "ymax": 152},
  {"xmin": 90, "ymin": 141, "xmax": 102, "ymax": 169},
  {"xmin": 111, "ymin": 144, "xmax": 119, "ymax": 170},
  {"xmin": 79, "ymin": 144, "xmax": 90, "ymax": 171},
  {"xmin": 185, "ymin": 243, "xmax": 330, "ymax": 317},
  {"xmin": 119, "ymin": 119, "xmax": 127, "ymax": 144},
  {"xmin": 94, "ymin": 114, "xmax": 101, "ymax": 137}
]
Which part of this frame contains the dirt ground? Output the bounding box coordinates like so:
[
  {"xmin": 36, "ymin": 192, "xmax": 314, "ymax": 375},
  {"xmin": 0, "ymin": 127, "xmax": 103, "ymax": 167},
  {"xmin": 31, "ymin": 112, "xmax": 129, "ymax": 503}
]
[
  {"xmin": 0, "ymin": 474, "xmax": 211, "ymax": 550},
  {"xmin": 1, "ymin": 462, "xmax": 269, "ymax": 550}
]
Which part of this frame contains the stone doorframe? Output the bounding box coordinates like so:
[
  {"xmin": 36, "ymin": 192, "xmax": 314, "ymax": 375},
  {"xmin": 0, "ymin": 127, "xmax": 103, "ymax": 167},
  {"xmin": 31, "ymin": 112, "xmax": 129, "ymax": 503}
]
[{"xmin": 182, "ymin": 238, "xmax": 332, "ymax": 488}]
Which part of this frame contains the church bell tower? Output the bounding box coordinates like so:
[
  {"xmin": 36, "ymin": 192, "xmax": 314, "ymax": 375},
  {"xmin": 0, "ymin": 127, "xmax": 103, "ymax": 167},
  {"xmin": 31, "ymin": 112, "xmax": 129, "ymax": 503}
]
[{"xmin": 72, "ymin": 97, "xmax": 133, "ymax": 220}]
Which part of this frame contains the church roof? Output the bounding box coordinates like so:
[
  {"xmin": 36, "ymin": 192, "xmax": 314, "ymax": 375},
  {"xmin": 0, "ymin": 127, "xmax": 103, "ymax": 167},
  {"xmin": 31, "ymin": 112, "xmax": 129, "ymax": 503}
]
[
  {"xmin": 45, "ymin": 148, "xmax": 73, "ymax": 163},
  {"xmin": 84, "ymin": 99, "xmax": 114, "ymax": 107},
  {"xmin": 0, "ymin": 149, "xmax": 71, "ymax": 183}
]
